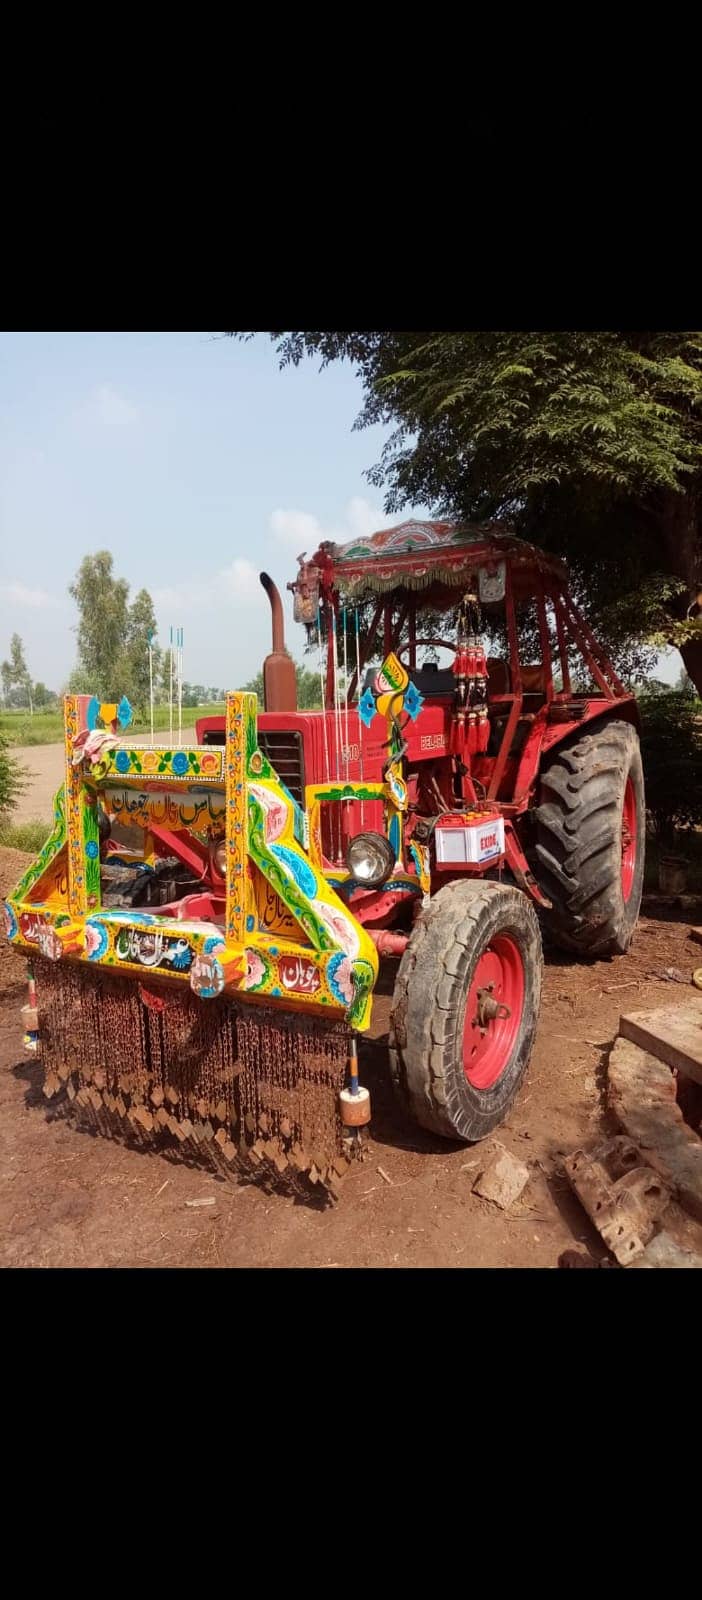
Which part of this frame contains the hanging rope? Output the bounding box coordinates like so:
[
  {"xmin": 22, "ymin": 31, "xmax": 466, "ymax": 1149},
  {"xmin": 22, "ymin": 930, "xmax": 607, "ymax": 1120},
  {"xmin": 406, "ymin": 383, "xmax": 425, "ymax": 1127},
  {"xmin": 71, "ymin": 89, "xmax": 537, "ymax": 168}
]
[
  {"xmin": 318, "ymin": 602, "xmax": 330, "ymax": 784},
  {"xmin": 355, "ymin": 607, "xmax": 365, "ymax": 827},
  {"xmin": 342, "ymin": 607, "xmax": 350, "ymax": 780},
  {"xmin": 331, "ymin": 609, "xmax": 343, "ymax": 861}
]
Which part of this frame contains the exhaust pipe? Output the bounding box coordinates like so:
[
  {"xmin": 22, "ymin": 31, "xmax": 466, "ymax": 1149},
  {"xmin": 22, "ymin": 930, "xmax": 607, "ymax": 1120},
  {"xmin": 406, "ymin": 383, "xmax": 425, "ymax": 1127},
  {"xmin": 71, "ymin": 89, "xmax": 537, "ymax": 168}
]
[{"xmin": 260, "ymin": 572, "xmax": 297, "ymax": 712}]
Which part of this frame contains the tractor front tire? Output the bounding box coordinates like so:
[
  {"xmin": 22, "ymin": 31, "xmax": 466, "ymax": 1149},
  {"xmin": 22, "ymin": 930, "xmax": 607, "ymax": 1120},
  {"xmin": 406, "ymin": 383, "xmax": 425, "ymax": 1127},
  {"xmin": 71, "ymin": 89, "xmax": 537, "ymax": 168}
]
[
  {"xmin": 533, "ymin": 719, "xmax": 645, "ymax": 956},
  {"xmin": 389, "ymin": 881, "xmax": 542, "ymax": 1142}
]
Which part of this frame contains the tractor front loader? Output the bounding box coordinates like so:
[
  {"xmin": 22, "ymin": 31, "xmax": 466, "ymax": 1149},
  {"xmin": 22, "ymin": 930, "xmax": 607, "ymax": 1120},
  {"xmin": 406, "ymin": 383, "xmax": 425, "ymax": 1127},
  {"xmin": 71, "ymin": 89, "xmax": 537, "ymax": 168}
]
[{"xmin": 4, "ymin": 520, "xmax": 645, "ymax": 1200}]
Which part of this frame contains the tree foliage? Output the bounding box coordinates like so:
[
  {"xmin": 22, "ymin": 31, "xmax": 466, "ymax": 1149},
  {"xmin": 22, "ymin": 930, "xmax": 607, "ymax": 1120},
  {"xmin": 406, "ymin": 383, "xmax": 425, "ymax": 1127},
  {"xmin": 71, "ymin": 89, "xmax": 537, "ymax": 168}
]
[
  {"xmin": 68, "ymin": 552, "xmax": 159, "ymax": 710},
  {"xmin": 69, "ymin": 552, "xmax": 130, "ymax": 694},
  {"xmin": 1, "ymin": 633, "xmax": 34, "ymax": 712},
  {"xmin": 0, "ymin": 732, "xmax": 25, "ymax": 818},
  {"xmin": 232, "ymin": 332, "xmax": 702, "ymax": 690},
  {"xmin": 638, "ymin": 689, "xmax": 702, "ymax": 844},
  {"xmin": 123, "ymin": 588, "xmax": 159, "ymax": 715},
  {"xmin": 243, "ymin": 662, "xmax": 323, "ymax": 709}
]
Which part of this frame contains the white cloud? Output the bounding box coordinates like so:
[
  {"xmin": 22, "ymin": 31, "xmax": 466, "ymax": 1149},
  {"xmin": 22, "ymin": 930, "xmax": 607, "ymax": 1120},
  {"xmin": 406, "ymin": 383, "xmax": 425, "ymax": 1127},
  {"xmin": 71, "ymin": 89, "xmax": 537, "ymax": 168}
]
[
  {"xmin": 220, "ymin": 559, "xmax": 260, "ymax": 599},
  {"xmin": 345, "ymin": 496, "xmax": 397, "ymax": 541},
  {"xmin": 270, "ymin": 508, "xmax": 324, "ymax": 553},
  {"xmin": 94, "ymin": 384, "xmax": 138, "ymax": 427},
  {"xmin": 0, "ymin": 582, "xmax": 59, "ymax": 609},
  {"xmin": 154, "ymin": 559, "xmax": 259, "ymax": 618},
  {"xmin": 270, "ymin": 496, "xmax": 396, "ymax": 555}
]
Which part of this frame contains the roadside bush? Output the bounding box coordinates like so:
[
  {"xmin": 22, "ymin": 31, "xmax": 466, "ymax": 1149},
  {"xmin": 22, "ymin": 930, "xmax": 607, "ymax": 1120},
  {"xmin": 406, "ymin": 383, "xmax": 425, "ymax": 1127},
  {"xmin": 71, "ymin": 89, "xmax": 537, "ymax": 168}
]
[
  {"xmin": 0, "ymin": 733, "xmax": 25, "ymax": 818},
  {"xmin": 638, "ymin": 689, "xmax": 702, "ymax": 848}
]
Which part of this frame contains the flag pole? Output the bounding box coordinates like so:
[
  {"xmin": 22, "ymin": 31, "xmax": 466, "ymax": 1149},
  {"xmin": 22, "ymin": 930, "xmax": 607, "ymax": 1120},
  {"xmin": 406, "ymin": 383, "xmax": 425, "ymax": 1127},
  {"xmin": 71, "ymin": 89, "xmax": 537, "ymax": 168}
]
[{"xmin": 148, "ymin": 629, "xmax": 154, "ymax": 747}]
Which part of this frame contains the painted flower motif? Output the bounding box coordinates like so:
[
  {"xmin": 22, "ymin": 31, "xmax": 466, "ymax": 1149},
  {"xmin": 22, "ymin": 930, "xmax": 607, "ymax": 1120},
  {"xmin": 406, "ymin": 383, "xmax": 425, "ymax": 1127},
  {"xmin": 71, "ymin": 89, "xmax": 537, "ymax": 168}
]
[
  {"xmin": 246, "ymin": 914, "xmax": 255, "ymax": 932},
  {"xmin": 359, "ymin": 686, "xmax": 377, "ymax": 728},
  {"xmin": 403, "ymin": 681, "xmax": 424, "ymax": 722},
  {"xmin": 3, "ymin": 902, "xmax": 18, "ymax": 940},
  {"xmin": 141, "ymin": 752, "xmax": 158, "ymax": 773},
  {"xmin": 250, "ymin": 784, "xmax": 287, "ymax": 843},
  {"xmin": 327, "ymin": 952, "xmax": 354, "ymax": 1006},
  {"xmin": 168, "ymin": 939, "xmax": 192, "ymax": 971},
  {"xmin": 172, "ymin": 752, "xmax": 188, "ymax": 775},
  {"xmin": 244, "ymin": 948, "xmax": 269, "ymax": 991},
  {"xmin": 84, "ymin": 919, "xmax": 109, "ymax": 961},
  {"xmin": 115, "ymin": 750, "xmax": 131, "ymax": 774},
  {"xmin": 201, "ymin": 753, "xmax": 218, "ymax": 774},
  {"xmin": 311, "ymin": 899, "xmax": 360, "ymax": 958},
  {"xmin": 85, "ymin": 840, "xmax": 99, "ymax": 860}
]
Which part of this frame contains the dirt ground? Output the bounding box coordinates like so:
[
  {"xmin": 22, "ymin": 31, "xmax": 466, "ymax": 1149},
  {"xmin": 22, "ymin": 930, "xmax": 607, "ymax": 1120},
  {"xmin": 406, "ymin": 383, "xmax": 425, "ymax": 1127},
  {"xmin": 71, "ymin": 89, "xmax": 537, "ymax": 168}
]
[
  {"xmin": 2, "ymin": 844, "xmax": 701, "ymax": 1269},
  {"xmin": 12, "ymin": 731, "xmax": 199, "ymax": 824}
]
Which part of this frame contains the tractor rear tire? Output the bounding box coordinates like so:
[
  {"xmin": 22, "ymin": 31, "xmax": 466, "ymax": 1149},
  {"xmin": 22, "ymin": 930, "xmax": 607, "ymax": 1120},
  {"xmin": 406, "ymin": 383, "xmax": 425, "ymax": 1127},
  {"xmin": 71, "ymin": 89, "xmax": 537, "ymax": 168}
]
[
  {"xmin": 532, "ymin": 719, "xmax": 645, "ymax": 957},
  {"xmin": 389, "ymin": 881, "xmax": 542, "ymax": 1143}
]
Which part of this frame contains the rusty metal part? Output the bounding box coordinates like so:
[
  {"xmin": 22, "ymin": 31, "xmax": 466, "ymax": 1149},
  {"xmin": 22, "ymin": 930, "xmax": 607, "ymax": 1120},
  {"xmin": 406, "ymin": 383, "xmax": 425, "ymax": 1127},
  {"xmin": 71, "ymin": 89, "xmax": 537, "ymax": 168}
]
[
  {"xmin": 564, "ymin": 1134, "xmax": 672, "ymax": 1265},
  {"xmin": 34, "ymin": 956, "xmax": 355, "ymax": 1201},
  {"xmin": 367, "ymin": 928, "xmax": 409, "ymax": 957},
  {"xmin": 503, "ymin": 821, "xmax": 552, "ymax": 910},
  {"xmin": 475, "ymin": 983, "xmax": 511, "ymax": 1030},
  {"xmin": 260, "ymin": 572, "xmax": 298, "ymax": 711}
]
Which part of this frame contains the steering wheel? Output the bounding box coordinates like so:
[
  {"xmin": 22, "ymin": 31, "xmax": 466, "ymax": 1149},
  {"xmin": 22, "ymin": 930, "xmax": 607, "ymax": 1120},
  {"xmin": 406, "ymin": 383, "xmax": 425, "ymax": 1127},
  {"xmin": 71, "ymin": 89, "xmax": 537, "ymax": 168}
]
[{"xmin": 396, "ymin": 638, "xmax": 455, "ymax": 665}]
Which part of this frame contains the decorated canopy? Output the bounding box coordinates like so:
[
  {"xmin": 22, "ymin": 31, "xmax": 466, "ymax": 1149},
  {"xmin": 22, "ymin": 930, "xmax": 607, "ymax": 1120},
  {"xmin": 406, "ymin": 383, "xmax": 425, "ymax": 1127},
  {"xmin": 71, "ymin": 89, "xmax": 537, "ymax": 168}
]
[{"xmin": 304, "ymin": 520, "xmax": 566, "ymax": 606}]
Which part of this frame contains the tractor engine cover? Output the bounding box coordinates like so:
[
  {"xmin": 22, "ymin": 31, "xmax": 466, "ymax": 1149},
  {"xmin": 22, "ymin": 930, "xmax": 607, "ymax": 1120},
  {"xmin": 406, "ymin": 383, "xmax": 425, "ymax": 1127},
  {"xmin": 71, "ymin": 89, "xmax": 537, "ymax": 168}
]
[{"xmin": 434, "ymin": 810, "xmax": 505, "ymax": 870}]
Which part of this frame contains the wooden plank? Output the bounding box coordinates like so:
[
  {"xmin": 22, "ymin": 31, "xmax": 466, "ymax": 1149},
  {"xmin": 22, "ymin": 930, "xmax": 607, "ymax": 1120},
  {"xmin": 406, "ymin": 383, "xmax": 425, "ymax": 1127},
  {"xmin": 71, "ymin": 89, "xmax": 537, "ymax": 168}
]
[{"xmin": 620, "ymin": 1001, "xmax": 702, "ymax": 1087}]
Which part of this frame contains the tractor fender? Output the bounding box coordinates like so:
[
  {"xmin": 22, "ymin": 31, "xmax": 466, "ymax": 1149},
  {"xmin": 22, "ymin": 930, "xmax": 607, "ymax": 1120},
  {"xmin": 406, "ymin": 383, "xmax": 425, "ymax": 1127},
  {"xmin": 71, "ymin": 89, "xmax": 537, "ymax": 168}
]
[
  {"xmin": 513, "ymin": 695, "xmax": 640, "ymax": 809},
  {"xmin": 538, "ymin": 695, "xmax": 640, "ymax": 764}
]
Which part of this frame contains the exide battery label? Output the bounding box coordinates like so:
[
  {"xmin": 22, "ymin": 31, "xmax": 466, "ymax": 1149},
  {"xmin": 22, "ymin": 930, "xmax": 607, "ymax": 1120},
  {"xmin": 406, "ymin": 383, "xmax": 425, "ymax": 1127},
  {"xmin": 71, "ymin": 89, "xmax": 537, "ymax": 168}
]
[
  {"xmin": 434, "ymin": 815, "xmax": 505, "ymax": 866},
  {"xmin": 479, "ymin": 830, "xmax": 499, "ymax": 856}
]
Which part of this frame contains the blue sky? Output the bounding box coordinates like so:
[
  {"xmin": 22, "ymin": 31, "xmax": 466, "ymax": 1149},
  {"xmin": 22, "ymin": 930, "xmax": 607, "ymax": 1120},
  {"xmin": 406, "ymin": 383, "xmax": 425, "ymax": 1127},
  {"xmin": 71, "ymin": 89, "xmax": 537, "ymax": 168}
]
[
  {"xmin": 0, "ymin": 332, "xmax": 417, "ymax": 691},
  {"xmin": 0, "ymin": 332, "xmax": 679, "ymax": 692}
]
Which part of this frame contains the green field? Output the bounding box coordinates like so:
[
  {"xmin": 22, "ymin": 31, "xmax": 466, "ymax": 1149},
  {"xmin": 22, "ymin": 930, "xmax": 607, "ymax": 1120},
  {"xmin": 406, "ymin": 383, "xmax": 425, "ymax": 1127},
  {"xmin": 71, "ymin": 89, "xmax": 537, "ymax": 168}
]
[{"xmin": 0, "ymin": 703, "xmax": 227, "ymax": 747}]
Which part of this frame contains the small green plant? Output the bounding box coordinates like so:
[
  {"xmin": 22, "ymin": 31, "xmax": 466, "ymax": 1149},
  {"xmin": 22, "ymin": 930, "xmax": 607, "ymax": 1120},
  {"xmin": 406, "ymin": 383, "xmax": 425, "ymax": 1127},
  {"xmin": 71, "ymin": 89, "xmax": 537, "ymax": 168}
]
[
  {"xmin": 0, "ymin": 816, "xmax": 51, "ymax": 853},
  {"xmin": 0, "ymin": 732, "xmax": 26, "ymax": 818}
]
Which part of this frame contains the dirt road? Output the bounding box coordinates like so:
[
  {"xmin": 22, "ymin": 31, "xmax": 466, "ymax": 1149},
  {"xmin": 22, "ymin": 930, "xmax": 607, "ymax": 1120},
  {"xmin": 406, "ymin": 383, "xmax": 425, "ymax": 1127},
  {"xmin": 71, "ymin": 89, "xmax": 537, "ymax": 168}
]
[
  {"xmin": 2, "ymin": 845, "xmax": 701, "ymax": 1269},
  {"xmin": 13, "ymin": 732, "xmax": 198, "ymax": 824}
]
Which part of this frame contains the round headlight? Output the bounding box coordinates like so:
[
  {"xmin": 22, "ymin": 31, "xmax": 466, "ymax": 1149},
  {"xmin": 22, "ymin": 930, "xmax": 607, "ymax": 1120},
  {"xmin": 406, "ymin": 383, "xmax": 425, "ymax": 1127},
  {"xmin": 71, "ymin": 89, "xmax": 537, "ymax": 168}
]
[
  {"xmin": 214, "ymin": 841, "xmax": 227, "ymax": 878},
  {"xmin": 346, "ymin": 831, "xmax": 395, "ymax": 887}
]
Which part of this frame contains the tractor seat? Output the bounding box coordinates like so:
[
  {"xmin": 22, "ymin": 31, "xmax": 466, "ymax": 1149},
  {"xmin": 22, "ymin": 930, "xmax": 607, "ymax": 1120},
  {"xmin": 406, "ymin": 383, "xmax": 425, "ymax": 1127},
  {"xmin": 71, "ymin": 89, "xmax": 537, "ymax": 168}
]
[
  {"xmin": 487, "ymin": 660, "xmax": 548, "ymax": 696},
  {"xmin": 487, "ymin": 658, "xmax": 510, "ymax": 695},
  {"xmin": 364, "ymin": 664, "xmax": 455, "ymax": 696}
]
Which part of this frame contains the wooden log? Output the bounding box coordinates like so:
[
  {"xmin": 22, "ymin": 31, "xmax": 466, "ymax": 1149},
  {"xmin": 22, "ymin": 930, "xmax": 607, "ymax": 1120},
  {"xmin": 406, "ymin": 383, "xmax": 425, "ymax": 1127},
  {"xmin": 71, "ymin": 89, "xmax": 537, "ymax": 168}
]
[{"xmin": 620, "ymin": 1001, "xmax": 702, "ymax": 1087}]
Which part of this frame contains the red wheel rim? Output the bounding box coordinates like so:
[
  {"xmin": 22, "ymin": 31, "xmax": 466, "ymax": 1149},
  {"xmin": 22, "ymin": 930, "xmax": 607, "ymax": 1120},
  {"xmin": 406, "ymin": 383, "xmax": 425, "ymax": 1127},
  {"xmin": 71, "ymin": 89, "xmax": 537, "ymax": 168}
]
[
  {"xmin": 462, "ymin": 934, "xmax": 525, "ymax": 1091},
  {"xmin": 621, "ymin": 777, "xmax": 637, "ymax": 902}
]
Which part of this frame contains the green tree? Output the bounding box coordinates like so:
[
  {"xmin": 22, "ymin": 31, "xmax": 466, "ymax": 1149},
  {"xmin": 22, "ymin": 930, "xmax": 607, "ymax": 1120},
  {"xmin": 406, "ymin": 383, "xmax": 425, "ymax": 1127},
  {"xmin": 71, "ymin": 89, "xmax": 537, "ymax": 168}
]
[
  {"xmin": 31, "ymin": 682, "xmax": 57, "ymax": 709},
  {"xmin": 243, "ymin": 661, "xmax": 322, "ymax": 708},
  {"xmin": 69, "ymin": 552, "xmax": 130, "ymax": 696},
  {"xmin": 675, "ymin": 665, "xmax": 697, "ymax": 698},
  {"xmin": 2, "ymin": 634, "xmax": 34, "ymax": 713},
  {"xmin": 232, "ymin": 333, "xmax": 702, "ymax": 693},
  {"xmin": 0, "ymin": 732, "xmax": 24, "ymax": 817},
  {"xmin": 123, "ymin": 588, "xmax": 159, "ymax": 715},
  {"xmin": 638, "ymin": 689, "xmax": 702, "ymax": 845}
]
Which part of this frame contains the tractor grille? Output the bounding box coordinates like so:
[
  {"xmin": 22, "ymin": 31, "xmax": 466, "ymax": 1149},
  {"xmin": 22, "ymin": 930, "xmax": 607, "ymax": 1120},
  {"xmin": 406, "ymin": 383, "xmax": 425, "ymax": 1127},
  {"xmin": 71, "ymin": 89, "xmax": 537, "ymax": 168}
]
[
  {"xmin": 258, "ymin": 729, "xmax": 305, "ymax": 805},
  {"xmin": 199, "ymin": 725, "xmax": 305, "ymax": 806}
]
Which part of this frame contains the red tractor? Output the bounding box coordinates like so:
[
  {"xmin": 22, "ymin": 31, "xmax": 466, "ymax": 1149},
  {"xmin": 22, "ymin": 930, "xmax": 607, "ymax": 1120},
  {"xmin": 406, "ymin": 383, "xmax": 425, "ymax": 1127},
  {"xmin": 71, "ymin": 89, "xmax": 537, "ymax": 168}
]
[{"xmin": 196, "ymin": 518, "xmax": 645, "ymax": 1145}]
